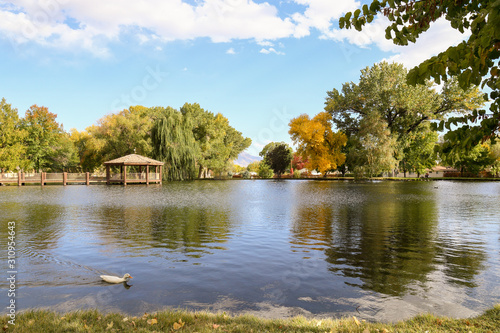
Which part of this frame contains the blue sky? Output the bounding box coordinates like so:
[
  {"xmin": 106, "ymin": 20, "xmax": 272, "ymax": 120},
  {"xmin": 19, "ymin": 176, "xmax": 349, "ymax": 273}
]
[{"xmin": 0, "ymin": 0, "xmax": 468, "ymax": 156}]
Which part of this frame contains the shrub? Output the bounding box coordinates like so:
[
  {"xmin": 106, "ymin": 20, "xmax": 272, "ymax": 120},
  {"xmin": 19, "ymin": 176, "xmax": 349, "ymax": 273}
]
[{"xmin": 258, "ymin": 162, "xmax": 274, "ymax": 179}]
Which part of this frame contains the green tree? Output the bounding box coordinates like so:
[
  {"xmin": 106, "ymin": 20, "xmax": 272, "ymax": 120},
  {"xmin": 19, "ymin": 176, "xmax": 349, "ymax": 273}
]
[
  {"xmin": 258, "ymin": 161, "xmax": 274, "ymax": 179},
  {"xmin": 0, "ymin": 98, "xmax": 29, "ymax": 172},
  {"xmin": 439, "ymin": 140, "xmax": 494, "ymax": 176},
  {"xmin": 259, "ymin": 142, "xmax": 293, "ymax": 178},
  {"xmin": 46, "ymin": 132, "xmax": 80, "ymax": 172},
  {"xmin": 181, "ymin": 103, "xmax": 250, "ymax": 177},
  {"xmin": 22, "ymin": 105, "xmax": 64, "ymax": 171},
  {"xmin": 151, "ymin": 107, "xmax": 198, "ymax": 181},
  {"xmin": 88, "ymin": 105, "xmax": 154, "ymax": 163},
  {"xmin": 352, "ymin": 112, "xmax": 398, "ymax": 178},
  {"xmin": 489, "ymin": 140, "xmax": 500, "ymax": 177},
  {"xmin": 325, "ymin": 62, "xmax": 483, "ymax": 174},
  {"xmin": 69, "ymin": 128, "xmax": 105, "ymax": 172},
  {"xmin": 401, "ymin": 126, "xmax": 438, "ymax": 177},
  {"xmin": 247, "ymin": 161, "xmax": 260, "ymax": 173},
  {"xmin": 339, "ymin": 0, "xmax": 500, "ymax": 145}
]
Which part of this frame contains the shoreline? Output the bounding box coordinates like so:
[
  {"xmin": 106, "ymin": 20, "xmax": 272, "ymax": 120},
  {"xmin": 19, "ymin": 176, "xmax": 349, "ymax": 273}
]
[
  {"xmin": 2, "ymin": 175, "xmax": 500, "ymax": 187},
  {"xmin": 2, "ymin": 305, "xmax": 499, "ymax": 332}
]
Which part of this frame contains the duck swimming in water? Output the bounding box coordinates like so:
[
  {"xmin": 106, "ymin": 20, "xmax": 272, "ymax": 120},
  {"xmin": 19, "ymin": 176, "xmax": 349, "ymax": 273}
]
[{"xmin": 100, "ymin": 273, "xmax": 133, "ymax": 284}]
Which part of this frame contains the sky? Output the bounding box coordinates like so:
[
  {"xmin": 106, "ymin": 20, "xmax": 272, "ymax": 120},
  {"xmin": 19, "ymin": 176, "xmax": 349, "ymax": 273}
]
[{"xmin": 0, "ymin": 0, "xmax": 470, "ymax": 157}]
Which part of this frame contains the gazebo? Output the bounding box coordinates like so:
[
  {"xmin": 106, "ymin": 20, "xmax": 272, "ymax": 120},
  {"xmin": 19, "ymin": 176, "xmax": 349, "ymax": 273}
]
[{"xmin": 104, "ymin": 154, "xmax": 164, "ymax": 185}]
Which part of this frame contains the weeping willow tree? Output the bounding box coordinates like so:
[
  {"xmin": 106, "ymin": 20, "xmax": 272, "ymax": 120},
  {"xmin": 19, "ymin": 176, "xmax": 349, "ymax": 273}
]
[{"xmin": 151, "ymin": 107, "xmax": 198, "ymax": 181}]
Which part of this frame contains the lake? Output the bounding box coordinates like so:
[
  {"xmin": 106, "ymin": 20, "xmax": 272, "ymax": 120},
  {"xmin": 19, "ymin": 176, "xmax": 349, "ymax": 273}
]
[{"xmin": 1, "ymin": 180, "xmax": 499, "ymax": 322}]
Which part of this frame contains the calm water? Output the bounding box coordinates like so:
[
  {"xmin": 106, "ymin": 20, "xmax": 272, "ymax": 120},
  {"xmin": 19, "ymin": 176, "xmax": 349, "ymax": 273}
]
[{"xmin": 1, "ymin": 180, "xmax": 499, "ymax": 321}]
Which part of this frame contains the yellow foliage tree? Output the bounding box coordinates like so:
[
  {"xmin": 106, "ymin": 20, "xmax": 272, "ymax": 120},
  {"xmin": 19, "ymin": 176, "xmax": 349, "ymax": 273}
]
[{"xmin": 288, "ymin": 112, "xmax": 347, "ymax": 174}]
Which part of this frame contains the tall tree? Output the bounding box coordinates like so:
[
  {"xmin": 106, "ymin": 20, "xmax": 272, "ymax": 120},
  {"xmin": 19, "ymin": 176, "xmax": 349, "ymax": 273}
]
[
  {"xmin": 181, "ymin": 103, "xmax": 251, "ymax": 177},
  {"xmin": 22, "ymin": 105, "xmax": 64, "ymax": 171},
  {"xmin": 325, "ymin": 62, "xmax": 484, "ymax": 143},
  {"xmin": 401, "ymin": 125, "xmax": 438, "ymax": 177},
  {"xmin": 289, "ymin": 112, "xmax": 347, "ymax": 174},
  {"xmin": 325, "ymin": 62, "xmax": 483, "ymax": 173},
  {"xmin": 339, "ymin": 0, "xmax": 500, "ymax": 145},
  {"xmin": 151, "ymin": 107, "xmax": 198, "ymax": 181},
  {"xmin": 45, "ymin": 132, "xmax": 80, "ymax": 172},
  {"xmin": 259, "ymin": 142, "xmax": 293, "ymax": 178},
  {"xmin": 0, "ymin": 98, "xmax": 29, "ymax": 172},
  {"xmin": 88, "ymin": 105, "xmax": 154, "ymax": 163},
  {"xmin": 352, "ymin": 112, "xmax": 398, "ymax": 178},
  {"xmin": 69, "ymin": 128, "xmax": 105, "ymax": 172}
]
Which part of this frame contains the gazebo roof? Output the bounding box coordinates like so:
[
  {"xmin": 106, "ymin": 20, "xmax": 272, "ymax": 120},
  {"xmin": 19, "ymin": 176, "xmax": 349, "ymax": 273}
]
[{"xmin": 104, "ymin": 154, "xmax": 164, "ymax": 166}]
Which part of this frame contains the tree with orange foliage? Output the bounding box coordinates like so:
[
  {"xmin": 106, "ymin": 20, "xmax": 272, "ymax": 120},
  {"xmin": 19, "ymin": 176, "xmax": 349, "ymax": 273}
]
[{"xmin": 288, "ymin": 112, "xmax": 347, "ymax": 174}]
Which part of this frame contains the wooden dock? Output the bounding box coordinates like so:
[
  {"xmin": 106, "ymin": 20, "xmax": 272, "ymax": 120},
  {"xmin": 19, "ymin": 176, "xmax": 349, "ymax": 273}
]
[{"xmin": 0, "ymin": 172, "xmax": 162, "ymax": 186}]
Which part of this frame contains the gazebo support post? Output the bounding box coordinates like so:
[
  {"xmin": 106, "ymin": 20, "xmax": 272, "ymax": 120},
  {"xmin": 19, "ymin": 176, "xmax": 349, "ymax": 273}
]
[
  {"xmin": 159, "ymin": 165, "xmax": 163, "ymax": 184},
  {"xmin": 146, "ymin": 165, "xmax": 149, "ymax": 185},
  {"xmin": 123, "ymin": 166, "xmax": 127, "ymax": 186},
  {"xmin": 106, "ymin": 165, "xmax": 110, "ymax": 185}
]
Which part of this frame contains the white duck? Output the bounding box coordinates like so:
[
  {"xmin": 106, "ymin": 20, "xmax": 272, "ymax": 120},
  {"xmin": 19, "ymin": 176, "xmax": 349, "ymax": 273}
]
[{"xmin": 100, "ymin": 273, "xmax": 133, "ymax": 284}]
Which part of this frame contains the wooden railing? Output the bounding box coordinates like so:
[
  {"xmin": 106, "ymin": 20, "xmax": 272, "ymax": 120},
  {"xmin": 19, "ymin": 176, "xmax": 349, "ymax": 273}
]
[{"xmin": 0, "ymin": 172, "xmax": 161, "ymax": 186}]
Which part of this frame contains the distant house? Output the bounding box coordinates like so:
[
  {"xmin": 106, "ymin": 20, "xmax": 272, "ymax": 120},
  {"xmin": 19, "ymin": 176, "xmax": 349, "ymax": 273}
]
[
  {"xmin": 395, "ymin": 166, "xmax": 459, "ymax": 178},
  {"xmin": 427, "ymin": 166, "xmax": 459, "ymax": 177}
]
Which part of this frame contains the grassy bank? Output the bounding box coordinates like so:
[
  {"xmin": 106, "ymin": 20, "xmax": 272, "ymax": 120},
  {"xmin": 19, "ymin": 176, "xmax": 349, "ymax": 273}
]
[{"xmin": 2, "ymin": 305, "xmax": 500, "ymax": 333}]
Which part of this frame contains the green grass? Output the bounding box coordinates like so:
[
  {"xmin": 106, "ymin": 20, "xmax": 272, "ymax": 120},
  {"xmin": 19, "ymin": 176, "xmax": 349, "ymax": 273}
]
[{"xmin": 2, "ymin": 305, "xmax": 500, "ymax": 332}]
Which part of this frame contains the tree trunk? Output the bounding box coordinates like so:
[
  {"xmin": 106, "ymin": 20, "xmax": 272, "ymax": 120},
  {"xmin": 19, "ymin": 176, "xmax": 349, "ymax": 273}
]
[{"xmin": 198, "ymin": 165, "xmax": 204, "ymax": 179}]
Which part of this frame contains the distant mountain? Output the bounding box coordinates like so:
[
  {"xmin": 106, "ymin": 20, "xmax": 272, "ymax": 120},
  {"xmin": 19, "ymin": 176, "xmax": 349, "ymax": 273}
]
[{"xmin": 234, "ymin": 152, "xmax": 262, "ymax": 167}]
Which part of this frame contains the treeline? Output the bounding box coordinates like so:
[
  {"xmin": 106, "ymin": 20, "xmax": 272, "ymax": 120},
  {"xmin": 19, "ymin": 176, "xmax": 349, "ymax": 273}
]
[
  {"xmin": 0, "ymin": 100, "xmax": 251, "ymax": 180},
  {"xmin": 287, "ymin": 62, "xmax": 500, "ymax": 178}
]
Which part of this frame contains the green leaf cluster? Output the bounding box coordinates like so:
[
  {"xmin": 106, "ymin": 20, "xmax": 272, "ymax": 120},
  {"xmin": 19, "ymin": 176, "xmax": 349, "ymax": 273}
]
[
  {"xmin": 339, "ymin": 0, "xmax": 500, "ymax": 144},
  {"xmin": 0, "ymin": 98, "xmax": 29, "ymax": 172},
  {"xmin": 257, "ymin": 161, "xmax": 274, "ymax": 179}
]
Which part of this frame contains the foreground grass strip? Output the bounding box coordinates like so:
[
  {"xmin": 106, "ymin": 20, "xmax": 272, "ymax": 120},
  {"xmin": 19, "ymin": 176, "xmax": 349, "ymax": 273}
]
[{"xmin": 2, "ymin": 305, "xmax": 499, "ymax": 332}]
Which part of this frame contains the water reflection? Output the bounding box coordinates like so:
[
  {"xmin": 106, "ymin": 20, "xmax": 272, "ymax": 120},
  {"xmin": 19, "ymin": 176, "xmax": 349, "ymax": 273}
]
[
  {"xmin": 290, "ymin": 182, "xmax": 487, "ymax": 296},
  {"xmin": 0, "ymin": 181, "xmax": 498, "ymax": 320},
  {"xmin": 91, "ymin": 205, "xmax": 232, "ymax": 258}
]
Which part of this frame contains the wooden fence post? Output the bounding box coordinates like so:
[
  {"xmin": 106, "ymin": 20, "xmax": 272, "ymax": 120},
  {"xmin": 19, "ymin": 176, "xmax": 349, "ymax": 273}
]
[
  {"xmin": 86, "ymin": 172, "xmax": 90, "ymax": 185},
  {"xmin": 63, "ymin": 172, "xmax": 67, "ymax": 186},
  {"xmin": 41, "ymin": 172, "xmax": 45, "ymax": 186}
]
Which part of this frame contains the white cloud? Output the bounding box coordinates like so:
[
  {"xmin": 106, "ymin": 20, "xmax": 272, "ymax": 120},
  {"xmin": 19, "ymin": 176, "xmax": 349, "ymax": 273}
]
[
  {"xmin": 226, "ymin": 47, "xmax": 236, "ymax": 54},
  {"xmin": 260, "ymin": 47, "xmax": 285, "ymax": 55},
  {"xmin": 0, "ymin": 9, "xmax": 111, "ymax": 57},
  {"xmin": 0, "ymin": 0, "xmax": 298, "ymax": 55},
  {"xmin": 0, "ymin": 0, "xmax": 469, "ymax": 63},
  {"xmin": 257, "ymin": 40, "xmax": 274, "ymax": 47},
  {"xmin": 291, "ymin": 0, "xmax": 360, "ymax": 37}
]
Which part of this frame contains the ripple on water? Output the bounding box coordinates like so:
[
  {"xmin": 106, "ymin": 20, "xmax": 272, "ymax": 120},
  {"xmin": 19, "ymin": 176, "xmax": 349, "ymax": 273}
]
[{"xmin": 0, "ymin": 181, "xmax": 499, "ymax": 321}]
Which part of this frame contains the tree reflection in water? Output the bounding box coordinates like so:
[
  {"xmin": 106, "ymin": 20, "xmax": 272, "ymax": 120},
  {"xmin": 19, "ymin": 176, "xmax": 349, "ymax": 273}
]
[{"xmin": 290, "ymin": 182, "xmax": 487, "ymax": 296}]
